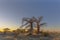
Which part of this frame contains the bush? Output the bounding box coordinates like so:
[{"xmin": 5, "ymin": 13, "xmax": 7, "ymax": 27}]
[{"xmin": 42, "ymin": 32, "xmax": 50, "ymax": 37}]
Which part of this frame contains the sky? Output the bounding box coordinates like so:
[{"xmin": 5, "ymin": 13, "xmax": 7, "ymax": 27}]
[{"xmin": 0, "ymin": 0, "xmax": 60, "ymax": 31}]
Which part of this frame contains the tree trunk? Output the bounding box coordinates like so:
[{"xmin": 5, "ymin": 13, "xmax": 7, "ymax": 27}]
[
  {"xmin": 37, "ymin": 23, "xmax": 40, "ymax": 34},
  {"xmin": 29, "ymin": 22, "xmax": 33, "ymax": 35}
]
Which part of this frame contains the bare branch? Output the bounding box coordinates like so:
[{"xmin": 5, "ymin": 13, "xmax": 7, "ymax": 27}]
[
  {"xmin": 40, "ymin": 23, "xmax": 46, "ymax": 26},
  {"xmin": 22, "ymin": 17, "xmax": 30, "ymax": 24},
  {"xmin": 22, "ymin": 22, "xmax": 29, "ymax": 27},
  {"xmin": 32, "ymin": 16, "xmax": 38, "ymax": 22},
  {"xmin": 25, "ymin": 25, "xmax": 30, "ymax": 28},
  {"xmin": 38, "ymin": 16, "xmax": 43, "ymax": 22}
]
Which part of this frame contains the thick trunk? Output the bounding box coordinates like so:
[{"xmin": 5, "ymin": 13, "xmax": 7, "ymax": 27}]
[
  {"xmin": 37, "ymin": 23, "xmax": 40, "ymax": 34},
  {"xmin": 29, "ymin": 22, "xmax": 33, "ymax": 35}
]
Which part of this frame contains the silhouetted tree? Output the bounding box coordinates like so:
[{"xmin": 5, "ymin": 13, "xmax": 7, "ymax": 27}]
[
  {"xmin": 32, "ymin": 16, "xmax": 46, "ymax": 34},
  {"xmin": 14, "ymin": 29, "xmax": 21, "ymax": 38},
  {"xmin": 16, "ymin": 29, "xmax": 21, "ymax": 34},
  {"xmin": 3, "ymin": 28, "xmax": 10, "ymax": 35},
  {"xmin": 21, "ymin": 17, "xmax": 34, "ymax": 35}
]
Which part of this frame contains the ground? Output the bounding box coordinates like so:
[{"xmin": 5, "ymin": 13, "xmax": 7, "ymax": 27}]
[{"xmin": 0, "ymin": 34, "xmax": 59, "ymax": 40}]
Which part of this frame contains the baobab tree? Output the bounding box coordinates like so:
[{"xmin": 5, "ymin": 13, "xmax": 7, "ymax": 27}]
[
  {"xmin": 32, "ymin": 16, "xmax": 46, "ymax": 34},
  {"xmin": 21, "ymin": 17, "xmax": 34, "ymax": 35}
]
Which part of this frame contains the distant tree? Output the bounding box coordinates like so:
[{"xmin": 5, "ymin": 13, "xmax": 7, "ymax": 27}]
[
  {"xmin": 16, "ymin": 29, "xmax": 21, "ymax": 34},
  {"xmin": 3, "ymin": 28, "xmax": 10, "ymax": 35},
  {"xmin": 13, "ymin": 29, "xmax": 21, "ymax": 38},
  {"xmin": 12, "ymin": 30, "xmax": 16, "ymax": 33}
]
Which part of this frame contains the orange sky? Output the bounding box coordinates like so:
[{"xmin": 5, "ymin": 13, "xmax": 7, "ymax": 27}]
[
  {"xmin": 0, "ymin": 26, "xmax": 19, "ymax": 31},
  {"xmin": 0, "ymin": 25, "xmax": 60, "ymax": 32}
]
